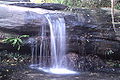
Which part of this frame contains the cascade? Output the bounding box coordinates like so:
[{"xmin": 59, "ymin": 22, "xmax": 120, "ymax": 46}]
[{"xmin": 30, "ymin": 14, "xmax": 77, "ymax": 74}]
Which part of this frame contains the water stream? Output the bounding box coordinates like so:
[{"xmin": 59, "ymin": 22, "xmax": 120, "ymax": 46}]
[{"xmin": 30, "ymin": 14, "xmax": 77, "ymax": 74}]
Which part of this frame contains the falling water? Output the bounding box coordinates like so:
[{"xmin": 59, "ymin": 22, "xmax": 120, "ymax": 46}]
[
  {"xmin": 45, "ymin": 14, "xmax": 66, "ymax": 68},
  {"xmin": 30, "ymin": 14, "xmax": 77, "ymax": 74}
]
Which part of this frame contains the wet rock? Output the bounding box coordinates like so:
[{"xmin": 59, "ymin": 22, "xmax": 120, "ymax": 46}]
[
  {"xmin": 66, "ymin": 8, "xmax": 117, "ymax": 40},
  {"xmin": 65, "ymin": 8, "xmax": 120, "ymax": 60},
  {"xmin": 67, "ymin": 33, "xmax": 120, "ymax": 60},
  {"xmin": 63, "ymin": 52, "xmax": 106, "ymax": 71}
]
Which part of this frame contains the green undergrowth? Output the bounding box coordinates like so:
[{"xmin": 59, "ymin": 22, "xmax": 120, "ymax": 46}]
[
  {"xmin": 2, "ymin": 35, "xmax": 29, "ymax": 50},
  {"xmin": 35, "ymin": 0, "xmax": 120, "ymax": 10}
]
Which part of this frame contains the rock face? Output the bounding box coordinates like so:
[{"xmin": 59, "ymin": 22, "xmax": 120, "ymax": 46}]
[
  {"xmin": 66, "ymin": 8, "xmax": 120, "ymax": 60},
  {"xmin": 63, "ymin": 52, "xmax": 106, "ymax": 71},
  {"xmin": 9, "ymin": 3, "xmax": 68, "ymax": 10},
  {"xmin": 0, "ymin": 3, "xmax": 67, "ymax": 35},
  {"xmin": 0, "ymin": 3, "xmax": 120, "ymax": 61}
]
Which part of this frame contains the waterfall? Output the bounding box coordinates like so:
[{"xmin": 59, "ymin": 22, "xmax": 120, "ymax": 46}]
[
  {"xmin": 30, "ymin": 14, "xmax": 77, "ymax": 74},
  {"xmin": 45, "ymin": 14, "xmax": 66, "ymax": 68}
]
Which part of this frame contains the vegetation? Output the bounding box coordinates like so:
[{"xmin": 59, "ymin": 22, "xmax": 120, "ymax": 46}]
[
  {"xmin": 115, "ymin": 3, "xmax": 120, "ymax": 10},
  {"xmin": 30, "ymin": 0, "xmax": 120, "ymax": 10},
  {"xmin": 30, "ymin": 0, "xmax": 64, "ymax": 4},
  {"xmin": 2, "ymin": 35, "xmax": 29, "ymax": 50}
]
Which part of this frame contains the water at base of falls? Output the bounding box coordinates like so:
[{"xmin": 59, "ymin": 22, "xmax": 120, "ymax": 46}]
[
  {"xmin": 30, "ymin": 65, "xmax": 77, "ymax": 74},
  {"xmin": 39, "ymin": 68, "xmax": 77, "ymax": 74},
  {"xmin": 30, "ymin": 14, "xmax": 77, "ymax": 75}
]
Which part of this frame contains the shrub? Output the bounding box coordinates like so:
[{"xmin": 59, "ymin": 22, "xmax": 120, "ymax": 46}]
[{"xmin": 2, "ymin": 35, "xmax": 29, "ymax": 50}]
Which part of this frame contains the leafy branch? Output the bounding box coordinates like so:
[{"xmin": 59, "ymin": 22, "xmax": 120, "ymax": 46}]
[{"xmin": 2, "ymin": 35, "xmax": 29, "ymax": 50}]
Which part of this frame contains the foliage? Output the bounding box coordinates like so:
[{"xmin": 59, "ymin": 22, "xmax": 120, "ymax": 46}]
[
  {"xmin": 2, "ymin": 35, "xmax": 29, "ymax": 50},
  {"xmin": 106, "ymin": 60, "xmax": 120, "ymax": 68},
  {"xmin": 63, "ymin": 0, "xmax": 82, "ymax": 7},
  {"xmin": 30, "ymin": 0, "xmax": 120, "ymax": 10},
  {"xmin": 54, "ymin": 0, "xmax": 64, "ymax": 4},
  {"xmin": 105, "ymin": 49, "xmax": 114, "ymax": 55},
  {"xmin": 30, "ymin": 0, "xmax": 64, "ymax": 4},
  {"xmin": 30, "ymin": 0, "xmax": 81, "ymax": 7},
  {"xmin": 30, "ymin": 0, "xmax": 44, "ymax": 3},
  {"xmin": 115, "ymin": 3, "xmax": 120, "ymax": 10},
  {"xmin": 46, "ymin": 0, "xmax": 64, "ymax": 4}
]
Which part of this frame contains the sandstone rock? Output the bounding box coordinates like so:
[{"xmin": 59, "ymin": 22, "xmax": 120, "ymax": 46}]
[{"xmin": 9, "ymin": 3, "xmax": 68, "ymax": 10}]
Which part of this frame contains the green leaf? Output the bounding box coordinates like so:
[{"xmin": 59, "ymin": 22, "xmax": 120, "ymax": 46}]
[
  {"xmin": 12, "ymin": 39, "xmax": 17, "ymax": 45},
  {"xmin": 2, "ymin": 35, "xmax": 29, "ymax": 51},
  {"xmin": 19, "ymin": 35, "xmax": 29, "ymax": 38},
  {"xmin": 17, "ymin": 38, "xmax": 23, "ymax": 44},
  {"xmin": 11, "ymin": 39, "xmax": 17, "ymax": 47},
  {"xmin": 3, "ymin": 38, "xmax": 12, "ymax": 42},
  {"xmin": 9, "ymin": 39, "xmax": 15, "ymax": 43},
  {"xmin": 17, "ymin": 45, "xmax": 21, "ymax": 50}
]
